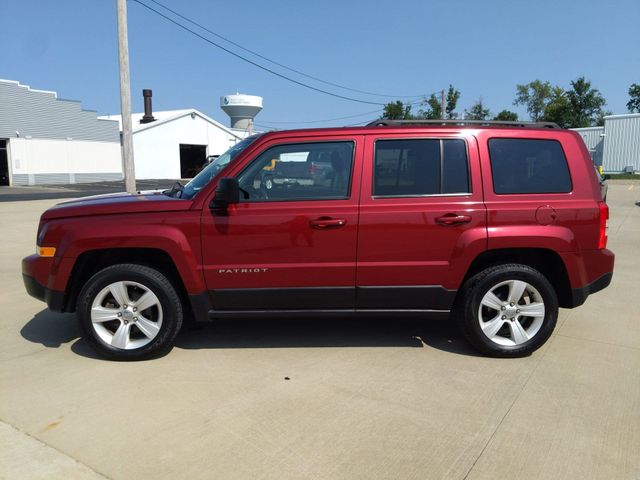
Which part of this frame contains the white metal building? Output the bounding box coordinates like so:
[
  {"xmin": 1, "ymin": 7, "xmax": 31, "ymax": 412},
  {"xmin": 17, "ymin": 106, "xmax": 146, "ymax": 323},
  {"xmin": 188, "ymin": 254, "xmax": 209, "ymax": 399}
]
[
  {"xmin": 571, "ymin": 126, "xmax": 604, "ymax": 167},
  {"xmin": 100, "ymin": 108, "xmax": 246, "ymax": 179},
  {"xmin": 573, "ymin": 114, "xmax": 640, "ymax": 173},
  {"xmin": 0, "ymin": 79, "xmax": 122, "ymax": 186},
  {"xmin": 601, "ymin": 114, "xmax": 640, "ymax": 173}
]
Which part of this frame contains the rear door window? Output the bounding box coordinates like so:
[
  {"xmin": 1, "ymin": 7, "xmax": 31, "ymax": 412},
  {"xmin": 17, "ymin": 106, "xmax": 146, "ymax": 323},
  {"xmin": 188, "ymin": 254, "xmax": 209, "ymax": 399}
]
[
  {"xmin": 373, "ymin": 139, "xmax": 470, "ymax": 197},
  {"xmin": 488, "ymin": 138, "xmax": 572, "ymax": 194}
]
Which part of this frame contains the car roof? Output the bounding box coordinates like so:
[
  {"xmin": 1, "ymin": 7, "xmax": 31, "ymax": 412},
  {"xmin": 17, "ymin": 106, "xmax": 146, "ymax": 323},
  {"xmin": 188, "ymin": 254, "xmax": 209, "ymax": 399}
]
[{"xmin": 257, "ymin": 120, "xmax": 566, "ymax": 140}]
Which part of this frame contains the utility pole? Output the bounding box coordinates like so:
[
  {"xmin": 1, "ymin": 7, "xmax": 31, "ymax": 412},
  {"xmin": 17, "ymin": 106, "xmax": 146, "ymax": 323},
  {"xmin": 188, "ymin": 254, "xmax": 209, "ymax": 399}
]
[
  {"xmin": 116, "ymin": 0, "xmax": 136, "ymax": 194},
  {"xmin": 441, "ymin": 89, "xmax": 446, "ymax": 120}
]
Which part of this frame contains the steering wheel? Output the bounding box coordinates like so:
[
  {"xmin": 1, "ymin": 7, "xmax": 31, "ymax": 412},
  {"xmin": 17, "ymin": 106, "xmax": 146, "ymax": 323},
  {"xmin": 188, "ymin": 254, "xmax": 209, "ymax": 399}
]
[{"xmin": 258, "ymin": 177, "xmax": 272, "ymax": 200}]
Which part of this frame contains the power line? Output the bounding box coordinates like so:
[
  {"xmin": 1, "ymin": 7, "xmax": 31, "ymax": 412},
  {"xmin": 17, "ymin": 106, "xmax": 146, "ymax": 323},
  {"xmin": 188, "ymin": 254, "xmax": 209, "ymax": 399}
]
[
  {"xmin": 130, "ymin": 0, "xmax": 388, "ymax": 105},
  {"xmin": 259, "ymin": 108, "xmax": 383, "ymax": 125},
  {"xmin": 256, "ymin": 97, "xmax": 430, "ymax": 125},
  {"xmin": 345, "ymin": 119, "xmax": 380, "ymax": 126},
  {"xmin": 144, "ymin": 0, "xmax": 424, "ymax": 100}
]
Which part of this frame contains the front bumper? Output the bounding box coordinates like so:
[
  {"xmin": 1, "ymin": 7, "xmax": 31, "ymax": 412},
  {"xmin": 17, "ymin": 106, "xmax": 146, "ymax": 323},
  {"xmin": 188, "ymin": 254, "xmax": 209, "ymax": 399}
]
[
  {"xmin": 22, "ymin": 274, "xmax": 66, "ymax": 311},
  {"xmin": 22, "ymin": 255, "xmax": 66, "ymax": 312}
]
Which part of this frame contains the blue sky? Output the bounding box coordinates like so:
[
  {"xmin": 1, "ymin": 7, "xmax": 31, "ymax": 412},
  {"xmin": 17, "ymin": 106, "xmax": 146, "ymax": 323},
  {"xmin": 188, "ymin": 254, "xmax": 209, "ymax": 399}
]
[{"xmin": 1, "ymin": 0, "xmax": 638, "ymax": 129}]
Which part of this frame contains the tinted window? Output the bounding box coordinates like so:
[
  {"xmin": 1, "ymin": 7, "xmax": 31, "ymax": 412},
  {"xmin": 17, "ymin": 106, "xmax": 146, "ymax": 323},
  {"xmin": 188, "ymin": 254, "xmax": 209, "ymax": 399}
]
[
  {"xmin": 443, "ymin": 140, "xmax": 469, "ymax": 193},
  {"xmin": 488, "ymin": 138, "xmax": 572, "ymax": 194},
  {"xmin": 237, "ymin": 141, "xmax": 354, "ymax": 202},
  {"xmin": 373, "ymin": 139, "xmax": 469, "ymax": 196},
  {"xmin": 180, "ymin": 135, "xmax": 260, "ymax": 199}
]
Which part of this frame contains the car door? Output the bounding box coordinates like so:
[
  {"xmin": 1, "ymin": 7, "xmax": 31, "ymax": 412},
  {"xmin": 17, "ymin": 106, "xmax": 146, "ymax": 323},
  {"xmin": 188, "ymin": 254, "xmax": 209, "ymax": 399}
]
[
  {"xmin": 355, "ymin": 131, "xmax": 487, "ymax": 311},
  {"xmin": 201, "ymin": 135, "xmax": 363, "ymax": 311}
]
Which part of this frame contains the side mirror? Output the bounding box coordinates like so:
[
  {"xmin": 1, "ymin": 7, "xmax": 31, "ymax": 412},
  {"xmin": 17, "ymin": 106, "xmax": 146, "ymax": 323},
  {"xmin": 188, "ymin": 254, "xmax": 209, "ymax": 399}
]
[{"xmin": 210, "ymin": 177, "xmax": 240, "ymax": 211}]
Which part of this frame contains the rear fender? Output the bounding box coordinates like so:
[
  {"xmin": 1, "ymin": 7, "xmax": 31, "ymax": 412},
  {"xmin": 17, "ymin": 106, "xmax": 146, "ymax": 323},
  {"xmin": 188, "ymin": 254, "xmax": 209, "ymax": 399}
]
[{"xmin": 488, "ymin": 225, "xmax": 577, "ymax": 252}]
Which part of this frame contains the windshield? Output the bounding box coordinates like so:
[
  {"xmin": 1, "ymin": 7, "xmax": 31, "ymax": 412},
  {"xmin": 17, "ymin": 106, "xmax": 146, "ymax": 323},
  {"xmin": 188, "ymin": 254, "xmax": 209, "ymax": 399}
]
[{"xmin": 179, "ymin": 134, "xmax": 261, "ymax": 200}]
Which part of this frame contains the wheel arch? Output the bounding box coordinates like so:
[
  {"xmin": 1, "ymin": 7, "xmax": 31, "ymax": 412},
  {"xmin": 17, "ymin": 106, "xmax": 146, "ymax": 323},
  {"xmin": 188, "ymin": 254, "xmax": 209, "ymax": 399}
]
[
  {"xmin": 461, "ymin": 248, "xmax": 573, "ymax": 308},
  {"xmin": 63, "ymin": 248, "xmax": 191, "ymax": 315}
]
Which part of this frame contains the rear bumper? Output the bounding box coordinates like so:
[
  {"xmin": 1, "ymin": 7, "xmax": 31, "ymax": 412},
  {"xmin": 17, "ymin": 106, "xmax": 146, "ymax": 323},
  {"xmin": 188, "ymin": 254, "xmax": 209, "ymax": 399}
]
[
  {"xmin": 561, "ymin": 248, "xmax": 614, "ymax": 307},
  {"xmin": 570, "ymin": 272, "xmax": 613, "ymax": 308}
]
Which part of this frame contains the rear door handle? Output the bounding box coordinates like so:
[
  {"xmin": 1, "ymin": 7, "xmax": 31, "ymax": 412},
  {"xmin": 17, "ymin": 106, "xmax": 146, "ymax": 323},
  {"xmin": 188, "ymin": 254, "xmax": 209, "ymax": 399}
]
[
  {"xmin": 310, "ymin": 217, "xmax": 347, "ymax": 229},
  {"xmin": 435, "ymin": 214, "xmax": 472, "ymax": 226}
]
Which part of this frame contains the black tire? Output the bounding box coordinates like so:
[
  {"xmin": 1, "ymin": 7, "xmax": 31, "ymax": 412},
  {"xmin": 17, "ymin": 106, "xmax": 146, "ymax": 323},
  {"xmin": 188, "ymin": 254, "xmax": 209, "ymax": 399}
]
[
  {"xmin": 453, "ymin": 263, "xmax": 558, "ymax": 358},
  {"xmin": 77, "ymin": 264, "xmax": 183, "ymax": 361}
]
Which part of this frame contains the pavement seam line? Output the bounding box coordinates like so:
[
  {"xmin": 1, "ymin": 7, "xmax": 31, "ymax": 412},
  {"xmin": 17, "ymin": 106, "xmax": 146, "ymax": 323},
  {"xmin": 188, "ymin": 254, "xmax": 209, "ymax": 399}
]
[
  {"xmin": 460, "ymin": 337, "xmax": 554, "ymax": 480},
  {"xmin": 0, "ymin": 418, "xmax": 112, "ymax": 480},
  {"xmin": 555, "ymin": 333, "xmax": 640, "ymax": 351}
]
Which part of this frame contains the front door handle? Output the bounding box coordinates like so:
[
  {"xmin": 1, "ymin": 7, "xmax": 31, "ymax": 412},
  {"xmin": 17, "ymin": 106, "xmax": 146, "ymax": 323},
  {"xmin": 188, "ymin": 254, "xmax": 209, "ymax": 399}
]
[
  {"xmin": 435, "ymin": 214, "xmax": 472, "ymax": 226},
  {"xmin": 310, "ymin": 217, "xmax": 347, "ymax": 229}
]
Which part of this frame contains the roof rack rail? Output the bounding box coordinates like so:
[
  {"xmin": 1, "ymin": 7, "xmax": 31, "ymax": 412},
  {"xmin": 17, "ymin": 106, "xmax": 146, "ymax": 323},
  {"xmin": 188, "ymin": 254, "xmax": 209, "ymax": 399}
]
[{"xmin": 367, "ymin": 119, "xmax": 561, "ymax": 129}]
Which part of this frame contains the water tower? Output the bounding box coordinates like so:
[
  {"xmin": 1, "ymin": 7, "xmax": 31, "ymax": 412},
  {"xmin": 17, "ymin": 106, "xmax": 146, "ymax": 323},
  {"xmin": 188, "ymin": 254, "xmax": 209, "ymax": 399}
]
[{"xmin": 220, "ymin": 94, "xmax": 263, "ymax": 131}]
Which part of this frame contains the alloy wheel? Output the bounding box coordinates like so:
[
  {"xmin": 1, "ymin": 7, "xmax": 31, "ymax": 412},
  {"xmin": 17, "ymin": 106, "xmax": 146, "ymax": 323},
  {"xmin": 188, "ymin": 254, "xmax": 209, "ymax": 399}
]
[
  {"xmin": 90, "ymin": 281, "xmax": 163, "ymax": 350},
  {"xmin": 477, "ymin": 279, "xmax": 545, "ymax": 346}
]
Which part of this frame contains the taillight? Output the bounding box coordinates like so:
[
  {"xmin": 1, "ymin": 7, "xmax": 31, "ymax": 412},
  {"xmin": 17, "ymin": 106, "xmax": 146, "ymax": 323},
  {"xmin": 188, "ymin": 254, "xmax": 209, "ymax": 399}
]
[
  {"xmin": 598, "ymin": 202, "xmax": 609, "ymax": 249},
  {"xmin": 309, "ymin": 162, "xmax": 316, "ymax": 175}
]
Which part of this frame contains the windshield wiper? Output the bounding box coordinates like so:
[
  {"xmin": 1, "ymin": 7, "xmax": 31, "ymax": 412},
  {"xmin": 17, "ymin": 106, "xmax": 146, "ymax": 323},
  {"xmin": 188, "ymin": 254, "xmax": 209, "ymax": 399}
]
[{"xmin": 164, "ymin": 181, "xmax": 184, "ymax": 198}]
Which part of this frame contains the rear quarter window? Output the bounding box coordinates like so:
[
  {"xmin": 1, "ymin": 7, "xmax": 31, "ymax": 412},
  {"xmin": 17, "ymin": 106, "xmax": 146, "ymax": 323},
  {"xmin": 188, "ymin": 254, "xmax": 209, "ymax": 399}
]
[{"xmin": 488, "ymin": 138, "xmax": 572, "ymax": 194}]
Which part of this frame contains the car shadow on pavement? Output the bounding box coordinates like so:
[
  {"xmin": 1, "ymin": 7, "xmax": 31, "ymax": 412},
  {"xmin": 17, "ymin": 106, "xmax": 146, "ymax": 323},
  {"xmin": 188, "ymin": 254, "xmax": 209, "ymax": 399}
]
[
  {"xmin": 20, "ymin": 310, "xmax": 79, "ymax": 348},
  {"xmin": 175, "ymin": 316, "xmax": 483, "ymax": 357},
  {"xmin": 20, "ymin": 309, "xmax": 103, "ymax": 359},
  {"xmin": 20, "ymin": 310, "xmax": 482, "ymax": 358}
]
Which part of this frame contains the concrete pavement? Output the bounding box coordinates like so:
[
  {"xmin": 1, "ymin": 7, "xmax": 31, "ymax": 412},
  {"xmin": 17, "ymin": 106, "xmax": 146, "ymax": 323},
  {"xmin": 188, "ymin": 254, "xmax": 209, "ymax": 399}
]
[
  {"xmin": 0, "ymin": 421, "xmax": 107, "ymax": 480},
  {"xmin": 0, "ymin": 183, "xmax": 638, "ymax": 479}
]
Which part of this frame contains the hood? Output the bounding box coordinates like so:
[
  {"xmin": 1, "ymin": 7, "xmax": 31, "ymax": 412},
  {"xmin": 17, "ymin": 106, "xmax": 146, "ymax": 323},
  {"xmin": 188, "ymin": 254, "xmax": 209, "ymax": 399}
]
[{"xmin": 41, "ymin": 190, "xmax": 193, "ymax": 220}]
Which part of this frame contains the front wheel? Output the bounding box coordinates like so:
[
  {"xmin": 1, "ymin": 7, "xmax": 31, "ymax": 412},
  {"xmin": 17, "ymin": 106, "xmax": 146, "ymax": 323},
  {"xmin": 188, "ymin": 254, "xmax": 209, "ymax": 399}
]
[
  {"xmin": 77, "ymin": 264, "xmax": 183, "ymax": 360},
  {"xmin": 454, "ymin": 264, "xmax": 558, "ymax": 357}
]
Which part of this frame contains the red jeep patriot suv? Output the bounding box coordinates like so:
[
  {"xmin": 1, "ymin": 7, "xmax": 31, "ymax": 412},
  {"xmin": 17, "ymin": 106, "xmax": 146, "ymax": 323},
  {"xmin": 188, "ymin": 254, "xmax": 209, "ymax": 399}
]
[{"xmin": 22, "ymin": 120, "xmax": 614, "ymax": 360}]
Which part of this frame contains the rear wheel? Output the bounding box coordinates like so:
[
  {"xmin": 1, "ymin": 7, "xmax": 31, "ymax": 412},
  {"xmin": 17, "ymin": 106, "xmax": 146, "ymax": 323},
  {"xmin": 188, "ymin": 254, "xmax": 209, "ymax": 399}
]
[
  {"xmin": 77, "ymin": 264, "xmax": 183, "ymax": 360},
  {"xmin": 454, "ymin": 264, "xmax": 558, "ymax": 357}
]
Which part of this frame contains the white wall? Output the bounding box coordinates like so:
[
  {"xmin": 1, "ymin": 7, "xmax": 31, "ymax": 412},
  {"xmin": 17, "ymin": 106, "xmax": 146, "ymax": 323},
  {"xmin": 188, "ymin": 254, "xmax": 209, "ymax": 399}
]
[
  {"xmin": 602, "ymin": 114, "xmax": 640, "ymax": 173},
  {"xmin": 133, "ymin": 114, "xmax": 239, "ymax": 179},
  {"xmin": 8, "ymin": 137, "xmax": 122, "ymax": 184}
]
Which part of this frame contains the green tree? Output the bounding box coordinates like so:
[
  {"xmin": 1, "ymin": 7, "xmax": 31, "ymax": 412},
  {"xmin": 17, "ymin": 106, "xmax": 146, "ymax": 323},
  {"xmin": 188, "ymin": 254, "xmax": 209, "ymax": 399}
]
[
  {"xmin": 566, "ymin": 77, "xmax": 606, "ymax": 127},
  {"xmin": 515, "ymin": 77, "xmax": 607, "ymax": 127},
  {"xmin": 595, "ymin": 110, "xmax": 612, "ymax": 126},
  {"xmin": 382, "ymin": 101, "xmax": 414, "ymax": 120},
  {"xmin": 419, "ymin": 93, "xmax": 442, "ymax": 119},
  {"xmin": 514, "ymin": 80, "xmax": 553, "ymax": 121},
  {"xmin": 445, "ymin": 85, "xmax": 461, "ymax": 119},
  {"xmin": 493, "ymin": 110, "xmax": 518, "ymax": 121},
  {"xmin": 627, "ymin": 83, "xmax": 640, "ymax": 113},
  {"xmin": 465, "ymin": 98, "xmax": 491, "ymax": 120},
  {"xmin": 542, "ymin": 87, "xmax": 573, "ymax": 128}
]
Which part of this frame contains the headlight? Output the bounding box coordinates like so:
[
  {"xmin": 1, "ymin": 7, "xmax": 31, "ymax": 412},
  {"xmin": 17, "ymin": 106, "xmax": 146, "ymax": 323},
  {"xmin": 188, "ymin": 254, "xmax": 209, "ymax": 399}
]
[
  {"xmin": 36, "ymin": 222, "xmax": 56, "ymax": 257},
  {"xmin": 36, "ymin": 221, "xmax": 48, "ymax": 246}
]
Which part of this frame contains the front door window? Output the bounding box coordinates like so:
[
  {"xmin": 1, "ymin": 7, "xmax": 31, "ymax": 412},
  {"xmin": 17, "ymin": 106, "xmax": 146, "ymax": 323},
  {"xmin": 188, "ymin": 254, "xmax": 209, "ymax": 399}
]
[{"xmin": 237, "ymin": 141, "xmax": 355, "ymax": 202}]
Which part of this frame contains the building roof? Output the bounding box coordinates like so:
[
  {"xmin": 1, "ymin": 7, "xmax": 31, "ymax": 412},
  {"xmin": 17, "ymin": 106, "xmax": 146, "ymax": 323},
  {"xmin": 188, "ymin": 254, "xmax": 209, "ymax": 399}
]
[
  {"xmin": 603, "ymin": 113, "xmax": 640, "ymax": 120},
  {"xmin": 98, "ymin": 108, "xmax": 246, "ymax": 139},
  {"xmin": 571, "ymin": 126, "xmax": 605, "ymax": 131},
  {"xmin": 0, "ymin": 79, "xmax": 120, "ymax": 142}
]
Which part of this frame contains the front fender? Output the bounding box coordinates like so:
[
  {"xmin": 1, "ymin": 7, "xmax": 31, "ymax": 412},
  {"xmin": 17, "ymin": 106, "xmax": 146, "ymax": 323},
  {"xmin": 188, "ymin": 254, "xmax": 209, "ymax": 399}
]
[{"xmin": 43, "ymin": 211, "xmax": 204, "ymax": 294}]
